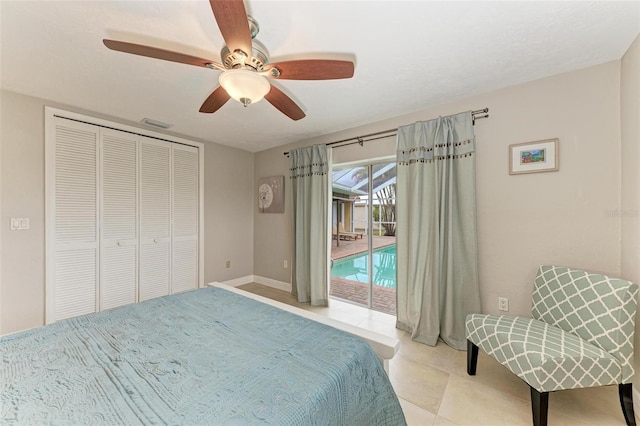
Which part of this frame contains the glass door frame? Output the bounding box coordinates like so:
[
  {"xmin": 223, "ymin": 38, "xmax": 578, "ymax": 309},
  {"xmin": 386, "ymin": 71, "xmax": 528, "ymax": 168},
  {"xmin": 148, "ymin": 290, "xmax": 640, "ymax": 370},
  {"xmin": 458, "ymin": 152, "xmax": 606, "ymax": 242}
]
[{"xmin": 330, "ymin": 156, "xmax": 396, "ymax": 312}]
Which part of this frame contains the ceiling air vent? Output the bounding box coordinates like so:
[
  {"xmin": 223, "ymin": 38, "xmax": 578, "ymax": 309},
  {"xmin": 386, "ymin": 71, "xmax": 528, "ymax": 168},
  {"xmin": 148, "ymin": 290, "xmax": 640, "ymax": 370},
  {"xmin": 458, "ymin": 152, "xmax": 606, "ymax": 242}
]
[{"xmin": 141, "ymin": 118, "xmax": 172, "ymax": 129}]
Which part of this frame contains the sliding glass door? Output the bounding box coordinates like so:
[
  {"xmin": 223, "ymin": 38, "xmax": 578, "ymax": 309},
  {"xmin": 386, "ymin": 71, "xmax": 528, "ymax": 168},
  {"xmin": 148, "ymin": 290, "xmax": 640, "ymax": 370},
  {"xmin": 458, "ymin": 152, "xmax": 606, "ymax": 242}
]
[{"xmin": 330, "ymin": 161, "xmax": 396, "ymax": 315}]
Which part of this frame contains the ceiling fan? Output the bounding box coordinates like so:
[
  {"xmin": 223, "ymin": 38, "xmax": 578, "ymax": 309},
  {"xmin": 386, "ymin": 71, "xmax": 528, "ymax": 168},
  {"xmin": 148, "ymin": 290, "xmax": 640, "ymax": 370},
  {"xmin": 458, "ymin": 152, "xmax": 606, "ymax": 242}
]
[{"xmin": 103, "ymin": 0, "xmax": 355, "ymax": 121}]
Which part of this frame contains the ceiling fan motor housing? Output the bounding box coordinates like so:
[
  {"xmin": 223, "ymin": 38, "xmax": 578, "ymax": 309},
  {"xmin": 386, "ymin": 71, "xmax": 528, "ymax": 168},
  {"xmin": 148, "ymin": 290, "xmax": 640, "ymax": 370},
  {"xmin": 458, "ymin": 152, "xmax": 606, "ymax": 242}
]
[
  {"xmin": 220, "ymin": 16, "xmax": 267, "ymax": 71},
  {"xmin": 220, "ymin": 45, "xmax": 268, "ymax": 71}
]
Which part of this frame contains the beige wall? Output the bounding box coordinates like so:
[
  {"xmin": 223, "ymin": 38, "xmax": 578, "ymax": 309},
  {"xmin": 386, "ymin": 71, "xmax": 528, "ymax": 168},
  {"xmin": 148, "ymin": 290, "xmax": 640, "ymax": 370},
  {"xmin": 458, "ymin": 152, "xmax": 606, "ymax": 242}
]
[
  {"xmin": 0, "ymin": 90, "xmax": 254, "ymax": 335},
  {"xmin": 620, "ymin": 34, "xmax": 640, "ymax": 393},
  {"xmin": 203, "ymin": 139, "xmax": 254, "ymax": 283},
  {"xmin": 1, "ymin": 91, "xmax": 46, "ymax": 333},
  {"xmin": 254, "ymin": 61, "xmax": 623, "ymax": 318},
  {"xmin": 621, "ymin": 34, "xmax": 640, "ymax": 285},
  {"xmin": 252, "ymin": 145, "xmax": 293, "ymax": 282}
]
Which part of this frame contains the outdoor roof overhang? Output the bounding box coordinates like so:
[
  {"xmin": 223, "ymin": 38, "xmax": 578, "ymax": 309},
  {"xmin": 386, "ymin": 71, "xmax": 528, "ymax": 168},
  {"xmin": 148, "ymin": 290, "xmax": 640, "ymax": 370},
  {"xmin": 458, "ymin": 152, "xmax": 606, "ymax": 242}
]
[{"xmin": 332, "ymin": 163, "xmax": 396, "ymax": 198}]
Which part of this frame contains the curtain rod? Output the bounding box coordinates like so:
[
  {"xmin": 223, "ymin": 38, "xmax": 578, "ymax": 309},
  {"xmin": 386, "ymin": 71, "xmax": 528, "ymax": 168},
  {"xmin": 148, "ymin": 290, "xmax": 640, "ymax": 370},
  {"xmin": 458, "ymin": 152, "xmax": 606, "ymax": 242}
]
[{"xmin": 283, "ymin": 108, "xmax": 489, "ymax": 157}]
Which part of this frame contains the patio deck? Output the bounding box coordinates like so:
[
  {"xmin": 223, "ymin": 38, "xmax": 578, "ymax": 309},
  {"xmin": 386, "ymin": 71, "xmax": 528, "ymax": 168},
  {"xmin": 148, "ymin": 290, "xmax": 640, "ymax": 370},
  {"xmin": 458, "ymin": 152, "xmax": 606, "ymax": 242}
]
[
  {"xmin": 330, "ymin": 235, "xmax": 396, "ymax": 315},
  {"xmin": 331, "ymin": 235, "xmax": 395, "ymax": 259}
]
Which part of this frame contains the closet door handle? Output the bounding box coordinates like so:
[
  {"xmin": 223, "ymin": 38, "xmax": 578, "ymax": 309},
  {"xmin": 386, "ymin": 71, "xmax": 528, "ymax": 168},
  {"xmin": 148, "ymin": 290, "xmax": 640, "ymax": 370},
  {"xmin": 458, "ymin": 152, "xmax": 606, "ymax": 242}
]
[
  {"xmin": 153, "ymin": 238, "xmax": 158, "ymax": 244},
  {"xmin": 117, "ymin": 241, "xmax": 122, "ymax": 246}
]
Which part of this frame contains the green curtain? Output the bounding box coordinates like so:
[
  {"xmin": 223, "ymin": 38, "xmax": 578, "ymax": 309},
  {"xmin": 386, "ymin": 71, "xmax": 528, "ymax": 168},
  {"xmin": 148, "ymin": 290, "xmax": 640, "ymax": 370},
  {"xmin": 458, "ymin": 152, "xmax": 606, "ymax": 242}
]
[
  {"xmin": 395, "ymin": 112, "xmax": 480, "ymax": 350},
  {"xmin": 289, "ymin": 144, "xmax": 330, "ymax": 306}
]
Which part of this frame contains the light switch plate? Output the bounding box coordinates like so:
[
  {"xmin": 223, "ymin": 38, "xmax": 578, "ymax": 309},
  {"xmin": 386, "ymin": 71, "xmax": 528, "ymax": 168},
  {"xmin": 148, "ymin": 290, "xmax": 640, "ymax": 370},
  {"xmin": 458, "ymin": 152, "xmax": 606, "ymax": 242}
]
[{"xmin": 10, "ymin": 217, "xmax": 30, "ymax": 230}]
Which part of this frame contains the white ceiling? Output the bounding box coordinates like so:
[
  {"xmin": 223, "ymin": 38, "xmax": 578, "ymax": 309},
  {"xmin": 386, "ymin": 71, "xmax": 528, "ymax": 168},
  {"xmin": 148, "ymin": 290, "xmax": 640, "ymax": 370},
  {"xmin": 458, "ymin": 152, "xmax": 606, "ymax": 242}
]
[{"xmin": 1, "ymin": 1, "xmax": 638, "ymax": 152}]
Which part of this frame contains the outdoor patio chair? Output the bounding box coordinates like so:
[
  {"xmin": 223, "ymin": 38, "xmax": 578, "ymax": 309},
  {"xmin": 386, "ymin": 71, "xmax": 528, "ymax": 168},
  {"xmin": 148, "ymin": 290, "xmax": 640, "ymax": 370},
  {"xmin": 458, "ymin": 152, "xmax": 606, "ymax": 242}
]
[
  {"xmin": 333, "ymin": 225, "xmax": 356, "ymax": 241},
  {"xmin": 339, "ymin": 222, "xmax": 363, "ymax": 240},
  {"xmin": 466, "ymin": 265, "xmax": 638, "ymax": 426}
]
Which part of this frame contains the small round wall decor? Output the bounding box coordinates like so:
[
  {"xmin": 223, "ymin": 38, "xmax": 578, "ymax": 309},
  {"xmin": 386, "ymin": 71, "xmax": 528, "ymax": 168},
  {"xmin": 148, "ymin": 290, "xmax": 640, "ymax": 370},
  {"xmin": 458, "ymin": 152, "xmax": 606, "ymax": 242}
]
[{"xmin": 257, "ymin": 176, "xmax": 284, "ymax": 213}]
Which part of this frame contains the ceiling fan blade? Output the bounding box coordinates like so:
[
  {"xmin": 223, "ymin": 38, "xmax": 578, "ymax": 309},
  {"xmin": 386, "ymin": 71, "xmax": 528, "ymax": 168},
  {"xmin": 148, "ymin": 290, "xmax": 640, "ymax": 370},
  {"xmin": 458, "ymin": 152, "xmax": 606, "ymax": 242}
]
[
  {"xmin": 264, "ymin": 60, "xmax": 355, "ymax": 80},
  {"xmin": 103, "ymin": 39, "xmax": 224, "ymax": 70},
  {"xmin": 209, "ymin": 0, "xmax": 252, "ymax": 58},
  {"xmin": 199, "ymin": 86, "xmax": 231, "ymax": 113},
  {"xmin": 265, "ymin": 85, "xmax": 305, "ymax": 121}
]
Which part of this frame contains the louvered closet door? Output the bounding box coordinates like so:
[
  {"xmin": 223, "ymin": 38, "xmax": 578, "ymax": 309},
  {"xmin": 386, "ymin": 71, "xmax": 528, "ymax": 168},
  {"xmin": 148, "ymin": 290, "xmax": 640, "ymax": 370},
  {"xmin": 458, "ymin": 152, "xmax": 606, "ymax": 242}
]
[
  {"xmin": 172, "ymin": 144, "xmax": 199, "ymax": 293},
  {"xmin": 100, "ymin": 129, "xmax": 138, "ymax": 310},
  {"xmin": 139, "ymin": 137, "xmax": 171, "ymax": 301},
  {"xmin": 53, "ymin": 118, "xmax": 99, "ymax": 321}
]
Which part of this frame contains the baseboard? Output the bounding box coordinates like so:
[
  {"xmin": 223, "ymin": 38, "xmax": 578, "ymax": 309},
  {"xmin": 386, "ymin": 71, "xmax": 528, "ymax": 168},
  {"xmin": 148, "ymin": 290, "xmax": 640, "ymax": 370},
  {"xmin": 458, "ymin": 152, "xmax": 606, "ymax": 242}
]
[
  {"xmin": 253, "ymin": 275, "xmax": 292, "ymax": 293},
  {"xmin": 219, "ymin": 275, "xmax": 254, "ymax": 288},
  {"xmin": 633, "ymin": 385, "xmax": 639, "ymax": 424},
  {"xmin": 215, "ymin": 275, "xmax": 292, "ymax": 293}
]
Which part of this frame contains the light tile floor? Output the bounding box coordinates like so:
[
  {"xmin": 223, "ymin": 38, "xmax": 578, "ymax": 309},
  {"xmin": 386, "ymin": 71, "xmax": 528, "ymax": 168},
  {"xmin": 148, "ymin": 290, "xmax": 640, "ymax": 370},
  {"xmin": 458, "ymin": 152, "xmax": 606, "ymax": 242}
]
[{"xmin": 238, "ymin": 283, "xmax": 629, "ymax": 426}]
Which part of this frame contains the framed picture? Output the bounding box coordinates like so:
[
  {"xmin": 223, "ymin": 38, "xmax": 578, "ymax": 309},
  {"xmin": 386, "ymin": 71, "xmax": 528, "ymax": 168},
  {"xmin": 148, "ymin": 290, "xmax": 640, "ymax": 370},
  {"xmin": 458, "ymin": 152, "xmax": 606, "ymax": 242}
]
[
  {"xmin": 257, "ymin": 176, "xmax": 284, "ymax": 213},
  {"xmin": 509, "ymin": 138, "xmax": 559, "ymax": 175}
]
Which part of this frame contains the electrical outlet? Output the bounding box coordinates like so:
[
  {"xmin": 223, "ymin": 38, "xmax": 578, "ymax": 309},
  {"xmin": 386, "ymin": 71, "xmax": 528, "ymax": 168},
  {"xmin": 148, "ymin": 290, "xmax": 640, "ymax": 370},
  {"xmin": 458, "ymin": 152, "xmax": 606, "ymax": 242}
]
[
  {"xmin": 225, "ymin": 260, "xmax": 231, "ymax": 269},
  {"xmin": 498, "ymin": 297, "xmax": 509, "ymax": 312},
  {"xmin": 283, "ymin": 260, "xmax": 288, "ymax": 268}
]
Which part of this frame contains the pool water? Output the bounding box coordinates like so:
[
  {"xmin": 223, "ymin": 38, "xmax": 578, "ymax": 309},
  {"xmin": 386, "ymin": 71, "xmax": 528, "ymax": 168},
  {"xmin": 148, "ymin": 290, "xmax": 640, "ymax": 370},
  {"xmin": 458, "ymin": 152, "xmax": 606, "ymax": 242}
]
[{"xmin": 331, "ymin": 245, "xmax": 397, "ymax": 289}]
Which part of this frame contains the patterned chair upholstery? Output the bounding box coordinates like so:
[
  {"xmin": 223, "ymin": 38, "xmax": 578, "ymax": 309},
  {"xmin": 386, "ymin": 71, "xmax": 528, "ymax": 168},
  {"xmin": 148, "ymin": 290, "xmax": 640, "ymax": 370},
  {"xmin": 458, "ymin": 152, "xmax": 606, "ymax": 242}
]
[{"xmin": 466, "ymin": 265, "xmax": 638, "ymax": 426}]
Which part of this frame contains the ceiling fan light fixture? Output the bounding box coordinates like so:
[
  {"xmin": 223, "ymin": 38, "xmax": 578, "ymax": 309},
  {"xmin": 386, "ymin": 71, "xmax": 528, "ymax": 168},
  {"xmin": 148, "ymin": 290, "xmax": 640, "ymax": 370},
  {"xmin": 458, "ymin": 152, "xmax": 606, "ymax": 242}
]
[{"xmin": 219, "ymin": 69, "xmax": 270, "ymax": 107}]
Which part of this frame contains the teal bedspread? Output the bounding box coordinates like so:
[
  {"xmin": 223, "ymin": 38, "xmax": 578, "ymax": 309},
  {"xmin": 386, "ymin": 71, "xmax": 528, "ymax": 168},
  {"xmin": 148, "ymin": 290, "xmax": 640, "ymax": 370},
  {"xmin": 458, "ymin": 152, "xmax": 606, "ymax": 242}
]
[{"xmin": 1, "ymin": 287, "xmax": 406, "ymax": 425}]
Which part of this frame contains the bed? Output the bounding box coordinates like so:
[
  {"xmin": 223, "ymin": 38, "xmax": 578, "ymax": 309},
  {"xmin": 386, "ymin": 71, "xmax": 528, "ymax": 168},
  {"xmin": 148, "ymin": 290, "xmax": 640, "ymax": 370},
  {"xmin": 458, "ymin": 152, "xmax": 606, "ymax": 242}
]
[{"xmin": 1, "ymin": 284, "xmax": 406, "ymax": 425}]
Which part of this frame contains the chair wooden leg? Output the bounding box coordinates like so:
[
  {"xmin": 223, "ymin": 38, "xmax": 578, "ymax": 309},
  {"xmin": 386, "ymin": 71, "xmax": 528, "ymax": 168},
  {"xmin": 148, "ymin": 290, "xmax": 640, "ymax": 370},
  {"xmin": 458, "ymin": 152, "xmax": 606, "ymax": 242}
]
[
  {"xmin": 467, "ymin": 340, "xmax": 478, "ymax": 375},
  {"xmin": 619, "ymin": 383, "xmax": 636, "ymax": 426},
  {"xmin": 530, "ymin": 387, "xmax": 549, "ymax": 426}
]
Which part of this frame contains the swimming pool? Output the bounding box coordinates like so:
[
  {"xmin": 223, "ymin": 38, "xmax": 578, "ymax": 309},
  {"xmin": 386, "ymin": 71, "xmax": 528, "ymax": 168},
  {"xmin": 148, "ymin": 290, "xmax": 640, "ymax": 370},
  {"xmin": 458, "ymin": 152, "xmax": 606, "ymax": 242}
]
[{"xmin": 331, "ymin": 245, "xmax": 396, "ymax": 289}]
